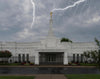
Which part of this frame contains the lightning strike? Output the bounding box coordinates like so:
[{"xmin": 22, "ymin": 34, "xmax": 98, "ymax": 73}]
[
  {"xmin": 30, "ymin": 0, "xmax": 35, "ymax": 28},
  {"xmin": 51, "ymin": 0, "xmax": 86, "ymax": 13}
]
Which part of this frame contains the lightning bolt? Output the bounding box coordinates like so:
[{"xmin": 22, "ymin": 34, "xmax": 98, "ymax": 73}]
[
  {"xmin": 30, "ymin": 0, "xmax": 35, "ymax": 28},
  {"xmin": 52, "ymin": 0, "xmax": 86, "ymax": 12}
]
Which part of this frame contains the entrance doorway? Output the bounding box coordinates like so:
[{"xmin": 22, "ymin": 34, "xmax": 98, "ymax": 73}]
[{"xmin": 39, "ymin": 52, "xmax": 64, "ymax": 65}]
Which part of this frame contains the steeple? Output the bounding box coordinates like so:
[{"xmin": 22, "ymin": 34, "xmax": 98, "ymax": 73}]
[
  {"xmin": 41, "ymin": 12, "xmax": 59, "ymax": 48},
  {"xmin": 48, "ymin": 12, "xmax": 54, "ymax": 37}
]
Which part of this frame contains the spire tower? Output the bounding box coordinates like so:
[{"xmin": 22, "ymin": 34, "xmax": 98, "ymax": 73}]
[{"xmin": 48, "ymin": 12, "xmax": 54, "ymax": 37}]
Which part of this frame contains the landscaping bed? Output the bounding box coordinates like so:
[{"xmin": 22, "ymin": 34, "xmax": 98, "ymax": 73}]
[
  {"xmin": 0, "ymin": 76, "xmax": 34, "ymax": 79},
  {"xmin": 0, "ymin": 62, "xmax": 34, "ymax": 66},
  {"xmin": 68, "ymin": 62, "xmax": 97, "ymax": 66}
]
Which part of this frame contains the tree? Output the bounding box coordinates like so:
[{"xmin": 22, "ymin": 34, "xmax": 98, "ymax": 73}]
[
  {"xmin": 83, "ymin": 50, "xmax": 98, "ymax": 63},
  {"xmin": 61, "ymin": 37, "xmax": 72, "ymax": 43},
  {"xmin": 83, "ymin": 38, "xmax": 100, "ymax": 68},
  {"xmin": 0, "ymin": 50, "xmax": 12, "ymax": 58},
  {"xmin": 0, "ymin": 50, "xmax": 12, "ymax": 63},
  {"xmin": 83, "ymin": 51, "xmax": 91, "ymax": 63},
  {"xmin": 95, "ymin": 38, "xmax": 100, "ymax": 67}
]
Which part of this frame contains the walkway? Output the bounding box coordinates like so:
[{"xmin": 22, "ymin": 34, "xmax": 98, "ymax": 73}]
[{"xmin": 34, "ymin": 74, "xmax": 67, "ymax": 79}]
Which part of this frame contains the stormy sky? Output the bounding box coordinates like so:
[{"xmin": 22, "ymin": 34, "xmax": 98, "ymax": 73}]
[{"xmin": 0, "ymin": 0, "xmax": 100, "ymax": 42}]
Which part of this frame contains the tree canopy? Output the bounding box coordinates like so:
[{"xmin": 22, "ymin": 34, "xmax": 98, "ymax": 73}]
[
  {"xmin": 83, "ymin": 38, "xmax": 100, "ymax": 68},
  {"xmin": 0, "ymin": 50, "xmax": 12, "ymax": 58},
  {"xmin": 61, "ymin": 37, "xmax": 72, "ymax": 43}
]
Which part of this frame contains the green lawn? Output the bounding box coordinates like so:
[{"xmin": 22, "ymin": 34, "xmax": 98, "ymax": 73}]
[
  {"xmin": 0, "ymin": 76, "xmax": 34, "ymax": 79},
  {"xmin": 80, "ymin": 63, "xmax": 97, "ymax": 66},
  {"xmin": 66, "ymin": 74, "xmax": 100, "ymax": 79}
]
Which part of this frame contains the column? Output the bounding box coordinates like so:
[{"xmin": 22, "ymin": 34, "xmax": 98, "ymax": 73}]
[
  {"xmin": 35, "ymin": 51, "xmax": 39, "ymax": 65},
  {"xmin": 64, "ymin": 52, "xmax": 68, "ymax": 65}
]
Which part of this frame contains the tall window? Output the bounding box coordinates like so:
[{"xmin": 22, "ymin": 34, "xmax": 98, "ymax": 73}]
[
  {"xmin": 26, "ymin": 54, "xmax": 29, "ymax": 62},
  {"xmin": 81, "ymin": 54, "xmax": 83, "ymax": 63},
  {"xmin": 77, "ymin": 54, "xmax": 79, "ymax": 63},
  {"xmin": 73, "ymin": 54, "xmax": 75, "ymax": 63},
  {"xmin": 22, "ymin": 54, "xmax": 25, "ymax": 62},
  {"xmin": 18, "ymin": 54, "xmax": 21, "ymax": 63}
]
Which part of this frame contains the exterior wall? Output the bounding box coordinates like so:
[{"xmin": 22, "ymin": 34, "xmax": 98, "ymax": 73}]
[
  {"xmin": 63, "ymin": 42, "xmax": 98, "ymax": 63},
  {"xmin": 0, "ymin": 42, "xmax": 41, "ymax": 63},
  {"xmin": 0, "ymin": 41, "xmax": 98, "ymax": 65}
]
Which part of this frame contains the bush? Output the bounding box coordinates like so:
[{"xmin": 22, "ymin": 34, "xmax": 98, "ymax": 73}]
[
  {"xmin": 0, "ymin": 50, "xmax": 12, "ymax": 64},
  {"xmin": 21, "ymin": 62, "xmax": 26, "ymax": 65},
  {"xmin": 68, "ymin": 62, "xmax": 72, "ymax": 65},
  {"xmin": 29, "ymin": 62, "xmax": 34, "ymax": 65},
  {"xmin": 14, "ymin": 61, "xmax": 18, "ymax": 63},
  {"xmin": 0, "ymin": 50, "xmax": 12, "ymax": 58}
]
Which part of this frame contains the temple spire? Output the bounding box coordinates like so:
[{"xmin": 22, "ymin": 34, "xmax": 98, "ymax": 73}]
[{"xmin": 48, "ymin": 12, "xmax": 54, "ymax": 37}]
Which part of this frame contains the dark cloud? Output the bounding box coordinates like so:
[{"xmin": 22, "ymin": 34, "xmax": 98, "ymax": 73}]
[{"xmin": 0, "ymin": 0, "xmax": 100, "ymax": 42}]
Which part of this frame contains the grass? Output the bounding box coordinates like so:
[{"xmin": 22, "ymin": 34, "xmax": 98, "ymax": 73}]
[
  {"xmin": 0, "ymin": 76, "xmax": 34, "ymax": 79},
  {"xmin": 66, "ymin": 74, "xmax": 100, "ymax": 79},
  {"xmin": 80, "ymin": 63, "xmax": 97, "ymax": 66}
]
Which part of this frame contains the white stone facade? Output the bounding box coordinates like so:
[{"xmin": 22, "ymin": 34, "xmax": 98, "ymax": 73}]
[{"xmin": 0, "ymin": 37, "xmax": 98, "ymax": 65}]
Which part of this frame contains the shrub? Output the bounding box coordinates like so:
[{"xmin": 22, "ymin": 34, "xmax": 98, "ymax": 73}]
[
  {"xmin": 21, "ymin": 62, "xmax": 25, "ymax": 65},
  {"xmin": 0, "ymin": 50, "xmax": 12, "ymax": 58},
  {"xmin": 0, "ymin": 50, "xmax": 12, "ymax": 64},
  {"xmin": 29, "ymin": 62, "xmax": 34, "ymax": 65}
]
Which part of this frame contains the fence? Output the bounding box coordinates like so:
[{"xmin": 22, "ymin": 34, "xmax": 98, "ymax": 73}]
[{"xmin": 0, "ymin": 56, "xmax": 35, "ymax": 63}]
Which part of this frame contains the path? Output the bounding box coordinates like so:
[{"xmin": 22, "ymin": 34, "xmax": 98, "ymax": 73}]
[{"xmin": 35, "ymin": 74, "xmax": 67, "ymax": 79}]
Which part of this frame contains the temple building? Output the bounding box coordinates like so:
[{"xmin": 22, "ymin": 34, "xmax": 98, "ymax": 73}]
[{"xmin": 0, "ymin": 13, "xmax": 98, "ymax": 65}]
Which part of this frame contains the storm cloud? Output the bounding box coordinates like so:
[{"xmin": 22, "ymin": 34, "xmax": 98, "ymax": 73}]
[{"xmin": 0, "ymin": 0, "xmax": 100, "ymax": 42}]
